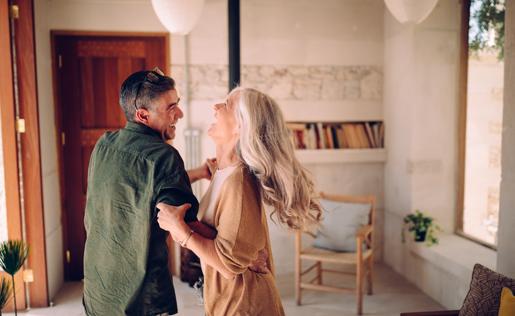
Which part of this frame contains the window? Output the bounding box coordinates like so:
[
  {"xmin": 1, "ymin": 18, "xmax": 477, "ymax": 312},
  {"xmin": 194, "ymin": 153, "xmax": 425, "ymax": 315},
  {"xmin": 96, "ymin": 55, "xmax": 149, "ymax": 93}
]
[{"xmin": 458, "ymin": 0, "xmax": 505, "ymax": 248}]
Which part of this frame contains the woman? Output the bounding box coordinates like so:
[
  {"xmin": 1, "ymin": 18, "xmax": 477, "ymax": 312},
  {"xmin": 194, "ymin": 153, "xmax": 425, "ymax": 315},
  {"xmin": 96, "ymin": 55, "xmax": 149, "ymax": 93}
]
[{"xmin": 157, "ymin": 87, "xmax": 322, "ymax": 315}]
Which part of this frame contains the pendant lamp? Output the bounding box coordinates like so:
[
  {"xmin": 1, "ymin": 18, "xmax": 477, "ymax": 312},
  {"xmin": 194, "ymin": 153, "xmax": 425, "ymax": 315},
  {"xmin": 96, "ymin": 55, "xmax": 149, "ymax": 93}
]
[
  {"xmin": 151, "ymin": 0, "xmax": 205, "ymax": 35},
  {"xmin": 384, "ymin": 0, "xmax": 439, "ymax": 25}
]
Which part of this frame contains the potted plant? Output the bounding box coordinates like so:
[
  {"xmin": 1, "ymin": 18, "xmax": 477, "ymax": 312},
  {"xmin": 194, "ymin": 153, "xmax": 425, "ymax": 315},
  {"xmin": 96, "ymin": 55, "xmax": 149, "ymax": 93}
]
[
  {"xmin": 402, "ymin": 210, "xmax": 442, "ymax": 247},
  {"xmin": 0, "ymin": 240, "xmax": 31, "ymax": 316},
  {"xmin": 0, "ymin": 276, "xmax": 13, "ymax": 316}
]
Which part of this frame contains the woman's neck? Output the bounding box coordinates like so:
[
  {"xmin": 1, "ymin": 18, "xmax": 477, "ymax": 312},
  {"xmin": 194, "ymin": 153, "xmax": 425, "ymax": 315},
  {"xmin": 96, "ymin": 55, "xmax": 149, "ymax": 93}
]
[{"xmin": 215, "ymin": 142, "xmax": 238, "ymax": 170}]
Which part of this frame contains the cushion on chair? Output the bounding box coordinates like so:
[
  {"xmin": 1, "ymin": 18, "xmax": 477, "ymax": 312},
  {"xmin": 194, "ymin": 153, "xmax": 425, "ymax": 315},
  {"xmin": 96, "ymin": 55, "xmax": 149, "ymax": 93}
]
[
  {"xmin": 459, "ymin": 263, "xmax": 515, "ymax": 316},
  {"xmin": 312, "ymin": 198, "xmax": 371, "ymax": 252},
  {"xmin": 499, "ymin": 287, "xmax": 515, "ymax": 316}
]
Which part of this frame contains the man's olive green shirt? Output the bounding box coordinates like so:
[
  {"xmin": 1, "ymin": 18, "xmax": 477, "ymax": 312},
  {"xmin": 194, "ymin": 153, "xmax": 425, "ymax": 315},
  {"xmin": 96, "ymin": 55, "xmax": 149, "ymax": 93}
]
[{"xmin": 83, "ymin": 122, "xmax": 198, "ymax": 316}]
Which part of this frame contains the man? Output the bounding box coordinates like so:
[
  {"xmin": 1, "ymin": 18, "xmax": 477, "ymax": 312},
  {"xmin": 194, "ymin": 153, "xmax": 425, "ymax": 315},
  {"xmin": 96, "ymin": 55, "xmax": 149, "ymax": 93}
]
[{"xmin": 83, "ymin": 68, "xmax": 220, "ymax": 316}]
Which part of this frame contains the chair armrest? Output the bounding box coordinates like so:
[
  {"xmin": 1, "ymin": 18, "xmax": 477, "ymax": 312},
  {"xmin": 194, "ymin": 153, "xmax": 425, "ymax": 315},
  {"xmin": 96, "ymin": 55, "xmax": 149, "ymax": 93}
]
[
  {"xmin": 400, "ymin": 310, "xmax": 460, "ymax": 316},
  {"xmin": 355, "ymin": 224, "xmax": 373, "ymax": 238}
]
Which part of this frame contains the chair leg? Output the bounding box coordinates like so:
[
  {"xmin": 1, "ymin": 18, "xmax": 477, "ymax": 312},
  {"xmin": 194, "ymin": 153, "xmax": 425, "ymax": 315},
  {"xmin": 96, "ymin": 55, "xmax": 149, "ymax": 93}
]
[
  {"xmin": 357, "ymin": 262, "xmax": 363, "ymax": 315},
  {"xmin": 295, "ymin": 233, "xmax": 301, "ymax": 306},
  {"xmin": 295, "ymin": 269, "xmax": 301, "ymax": 305},
  {"xmin": 316, "ymin": 261, "xmax": 322, "ymax": 284},
  {"xmin": 367, "ymin": 256, "xmax": 373, "ymax": 295}
]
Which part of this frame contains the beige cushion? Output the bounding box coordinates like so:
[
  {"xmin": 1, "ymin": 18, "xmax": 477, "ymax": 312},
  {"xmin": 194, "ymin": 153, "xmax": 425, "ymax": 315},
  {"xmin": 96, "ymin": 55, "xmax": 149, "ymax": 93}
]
[{"xmin": 312, "ymin": 198, "xmax": 371, "ymax": 252}]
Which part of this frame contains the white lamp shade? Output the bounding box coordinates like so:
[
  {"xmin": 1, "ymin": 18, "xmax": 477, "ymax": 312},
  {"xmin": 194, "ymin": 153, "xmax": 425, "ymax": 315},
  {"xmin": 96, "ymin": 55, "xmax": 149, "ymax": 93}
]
[
  {"xmin": 384, "ymin": 0, "xmax": 439, "ymax": 25},
  {"xmin": 151, "ymin": 0, "xmax": 205, "ymax": 35}
]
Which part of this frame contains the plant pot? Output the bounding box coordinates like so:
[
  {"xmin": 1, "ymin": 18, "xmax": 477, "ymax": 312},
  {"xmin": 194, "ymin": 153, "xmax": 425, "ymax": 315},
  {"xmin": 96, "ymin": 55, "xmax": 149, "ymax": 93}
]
[{"xmin": 414, "ymin": 231, "xmax": 427, "ymax": 242}]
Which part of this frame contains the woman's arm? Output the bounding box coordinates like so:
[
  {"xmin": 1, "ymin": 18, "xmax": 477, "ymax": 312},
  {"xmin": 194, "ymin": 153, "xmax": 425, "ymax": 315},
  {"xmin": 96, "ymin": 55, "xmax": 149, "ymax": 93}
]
[
  {"xmin": 188, "ymin": 220, "xmax": 217, "ymax": 240},
  {"xmin": 157, "ymin": 203, "xmax": 235, "ymax": 279},
  {"xmin": 186, "ymin": 233, "xmax": 236, "ymax": 279}
]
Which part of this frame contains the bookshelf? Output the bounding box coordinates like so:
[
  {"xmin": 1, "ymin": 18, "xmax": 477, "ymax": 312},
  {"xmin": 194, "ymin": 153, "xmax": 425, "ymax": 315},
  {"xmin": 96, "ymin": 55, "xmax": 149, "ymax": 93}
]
[
  {"xmin": 287, "ymin": 122, "xmax": 384, "ymax": 149},
  {"xmin": 286, "ymin": 120, "xmax": 386, "ymax": 164},
  {"xmin": 281, "ymin": 99, "xmax": 386, "ymax": 164}
]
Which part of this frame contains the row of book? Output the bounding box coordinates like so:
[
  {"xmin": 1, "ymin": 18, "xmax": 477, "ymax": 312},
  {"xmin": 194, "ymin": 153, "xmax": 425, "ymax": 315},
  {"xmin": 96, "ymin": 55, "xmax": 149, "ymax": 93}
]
[{"xmin": 286, "ymin": 122, "xmax": 384, "ymax": 150}]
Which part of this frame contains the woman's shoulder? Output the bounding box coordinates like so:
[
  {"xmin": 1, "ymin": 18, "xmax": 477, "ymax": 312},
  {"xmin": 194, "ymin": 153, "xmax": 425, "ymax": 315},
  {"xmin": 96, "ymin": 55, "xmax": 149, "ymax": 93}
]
[
  {"xmin": 224, "ymin": 164, "xmax": 253, "ymax": 185},
  {"xmin": 220, "ymin": 164, "xmax": 260, "ymax": 196}
]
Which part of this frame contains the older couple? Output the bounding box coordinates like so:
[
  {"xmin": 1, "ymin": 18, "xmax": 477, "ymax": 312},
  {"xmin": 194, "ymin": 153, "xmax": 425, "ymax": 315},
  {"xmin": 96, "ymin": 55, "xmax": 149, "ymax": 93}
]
[{"xmin": 83, "ymin": 68, "xmax": 322, "ymax": 316}]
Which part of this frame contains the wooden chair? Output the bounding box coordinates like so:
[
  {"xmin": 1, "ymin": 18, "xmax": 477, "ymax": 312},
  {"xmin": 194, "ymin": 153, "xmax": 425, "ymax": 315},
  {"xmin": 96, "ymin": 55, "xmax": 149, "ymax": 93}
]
[{"xmin": 295, "ymin": 193, "xmax": 375, "ymax": 315}]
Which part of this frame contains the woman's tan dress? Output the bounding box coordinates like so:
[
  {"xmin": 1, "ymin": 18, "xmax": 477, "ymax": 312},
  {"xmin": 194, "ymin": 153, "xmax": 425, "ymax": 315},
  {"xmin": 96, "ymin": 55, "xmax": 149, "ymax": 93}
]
[{"xmin": 199, "ymin": 164, "xmax": 285, "ymax": 316}]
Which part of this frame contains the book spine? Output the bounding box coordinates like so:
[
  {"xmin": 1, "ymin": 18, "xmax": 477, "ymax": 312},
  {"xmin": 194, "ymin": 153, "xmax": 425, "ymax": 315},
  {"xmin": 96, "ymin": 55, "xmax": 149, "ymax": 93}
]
[
  {"xmin": 325, "ymin": 125, "xmax": 334, "ymax": 149},
  {"xmin": 364, "ymin": 122, "xmax": 377, "ymax": 148},
  {"xmin": 316, "ymin": 122, "xmax": 327, "ymax": 149}
]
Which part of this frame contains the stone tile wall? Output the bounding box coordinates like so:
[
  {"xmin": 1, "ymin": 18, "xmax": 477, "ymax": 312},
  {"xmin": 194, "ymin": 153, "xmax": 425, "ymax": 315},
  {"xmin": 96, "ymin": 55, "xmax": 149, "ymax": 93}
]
[{"xmin": 171, "ymin": 64, "xmax": 383, "ymax": 101}]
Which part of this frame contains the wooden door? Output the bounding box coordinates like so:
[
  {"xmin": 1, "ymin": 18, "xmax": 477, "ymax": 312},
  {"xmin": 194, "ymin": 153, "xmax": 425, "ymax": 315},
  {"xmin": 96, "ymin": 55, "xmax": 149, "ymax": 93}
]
[{"xmin": 53, "ymin": 33, "xmax": 168, "ymax": 280}]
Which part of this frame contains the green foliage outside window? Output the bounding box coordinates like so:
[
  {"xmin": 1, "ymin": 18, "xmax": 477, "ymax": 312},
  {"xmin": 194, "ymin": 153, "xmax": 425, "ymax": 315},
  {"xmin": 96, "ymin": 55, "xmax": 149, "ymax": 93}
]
[{"xmin": 469, "ymin": 0, "xmax": 505, "ymax": 61}]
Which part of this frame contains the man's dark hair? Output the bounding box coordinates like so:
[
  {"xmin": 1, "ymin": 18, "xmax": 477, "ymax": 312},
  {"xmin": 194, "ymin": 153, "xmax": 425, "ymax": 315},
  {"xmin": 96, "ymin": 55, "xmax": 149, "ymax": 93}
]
[{"xmin": 119, "ymin": 70, "xmax": 176, "ymax": 122}]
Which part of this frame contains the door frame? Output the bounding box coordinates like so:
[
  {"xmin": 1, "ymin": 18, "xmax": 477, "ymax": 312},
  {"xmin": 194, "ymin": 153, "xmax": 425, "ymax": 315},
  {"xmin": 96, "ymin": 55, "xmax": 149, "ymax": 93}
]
[
  {"xmin": 0, "ymin": 1, "xmax": 25, "ymax": 310},
  {"xmin": 1, "ymin": 0, "xmax": 48, "ymax": 309},
  {"xmin": 50, "ymin": 31, "xmax": 171, "ymax": 280}
]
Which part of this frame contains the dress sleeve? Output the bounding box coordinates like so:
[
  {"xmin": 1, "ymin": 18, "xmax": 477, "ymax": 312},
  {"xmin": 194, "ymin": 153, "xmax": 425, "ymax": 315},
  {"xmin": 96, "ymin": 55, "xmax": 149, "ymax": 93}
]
[{"xmin": 213, "ymin": 169, "xmax": 266, "ymax": 274}]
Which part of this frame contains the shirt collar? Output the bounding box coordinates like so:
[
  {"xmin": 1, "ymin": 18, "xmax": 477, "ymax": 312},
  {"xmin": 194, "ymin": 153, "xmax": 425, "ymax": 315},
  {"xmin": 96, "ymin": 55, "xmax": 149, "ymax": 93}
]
[{"xmin": 124, "ymin": 121, "xmax": 163, "ymax": 140}]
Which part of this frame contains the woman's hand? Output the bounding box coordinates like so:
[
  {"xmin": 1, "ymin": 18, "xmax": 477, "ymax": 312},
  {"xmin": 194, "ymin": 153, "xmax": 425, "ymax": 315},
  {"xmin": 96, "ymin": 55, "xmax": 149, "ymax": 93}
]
[
  {"xmin": 187, "ymin": 158, "xmax": 217, "ymax": 182},
  {"xmin": 206, "ymin": 158, "xmax": 217, "ymax": 175},
  {"xmin": 202, "ymin": 158, "xmax": 217, "ymax": 180},
  {"xmin": 248, "ymin": 248, "xmax": 270, "ymax": 274},
  {"xmin": 156, "ymin": 202, "xmax": 192, "ymax": 243}
]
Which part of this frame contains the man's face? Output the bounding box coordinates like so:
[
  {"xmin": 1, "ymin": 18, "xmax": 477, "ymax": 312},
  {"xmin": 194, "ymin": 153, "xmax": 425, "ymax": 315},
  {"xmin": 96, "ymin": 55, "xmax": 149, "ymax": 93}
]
[{"xmin": 147, "ymin": 89, "xmax": 183, "ymax": 141}]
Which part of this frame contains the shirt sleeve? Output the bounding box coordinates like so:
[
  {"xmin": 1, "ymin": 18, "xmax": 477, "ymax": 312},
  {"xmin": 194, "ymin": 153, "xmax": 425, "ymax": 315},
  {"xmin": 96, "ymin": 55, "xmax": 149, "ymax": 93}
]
[
  {"xmin": 154, "ymin": 148, "xmax": 199, "ymax": 223},
  {"xmin": 156, "ymin": 188, "xmax": 199, "ymax": 223},
  {"xmin": 213, "ymin": 169, "xmax": 266, "ymax": 274}
]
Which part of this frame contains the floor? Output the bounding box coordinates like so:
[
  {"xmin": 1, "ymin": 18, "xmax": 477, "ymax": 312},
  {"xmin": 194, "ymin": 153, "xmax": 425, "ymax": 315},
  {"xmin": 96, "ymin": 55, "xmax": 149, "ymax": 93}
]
[{"xmin": 3, "ymin": 263, "xmax": 445, "ymax": 316}]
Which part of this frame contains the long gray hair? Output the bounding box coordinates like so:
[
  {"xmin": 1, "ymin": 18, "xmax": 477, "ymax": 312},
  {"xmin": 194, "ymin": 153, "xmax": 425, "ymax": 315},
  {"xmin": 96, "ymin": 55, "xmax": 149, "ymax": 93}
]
[{"xmin": 230, "ymin": 87, "xmax": 322, "ymax": 231}]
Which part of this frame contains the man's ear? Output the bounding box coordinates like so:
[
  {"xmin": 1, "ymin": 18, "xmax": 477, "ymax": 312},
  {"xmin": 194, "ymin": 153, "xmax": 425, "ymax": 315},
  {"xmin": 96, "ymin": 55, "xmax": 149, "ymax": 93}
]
[{"xmin": 135, "ymin": 108, "xmax": 151, "ymax": 126}]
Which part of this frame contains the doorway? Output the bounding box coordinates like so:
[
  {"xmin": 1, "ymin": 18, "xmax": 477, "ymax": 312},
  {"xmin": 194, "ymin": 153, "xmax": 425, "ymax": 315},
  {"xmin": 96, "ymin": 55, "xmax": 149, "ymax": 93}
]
[{"xmin": 52, "ymin": 31, "xmax": 169, "ymax": 280}]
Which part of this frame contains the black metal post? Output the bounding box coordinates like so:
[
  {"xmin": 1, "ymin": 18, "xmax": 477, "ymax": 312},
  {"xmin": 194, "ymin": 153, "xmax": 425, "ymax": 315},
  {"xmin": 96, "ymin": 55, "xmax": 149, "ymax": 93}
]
[{"xmin": 228, "ymin": 0, "xmax": 240, "ymax": 91}]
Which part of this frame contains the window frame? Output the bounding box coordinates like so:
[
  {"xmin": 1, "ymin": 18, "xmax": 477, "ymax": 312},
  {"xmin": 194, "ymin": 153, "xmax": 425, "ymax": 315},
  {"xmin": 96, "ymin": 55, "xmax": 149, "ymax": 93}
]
[{"xmin": 456, "ymin": 0, "xmax": 498, "ymax": 251}]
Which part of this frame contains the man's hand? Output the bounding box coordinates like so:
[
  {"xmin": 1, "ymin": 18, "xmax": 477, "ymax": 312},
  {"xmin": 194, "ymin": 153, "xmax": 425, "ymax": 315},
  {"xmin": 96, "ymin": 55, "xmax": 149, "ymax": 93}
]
[{"xmin": 248, "ymin": 248, "xmax": 269, "ymax": 274}]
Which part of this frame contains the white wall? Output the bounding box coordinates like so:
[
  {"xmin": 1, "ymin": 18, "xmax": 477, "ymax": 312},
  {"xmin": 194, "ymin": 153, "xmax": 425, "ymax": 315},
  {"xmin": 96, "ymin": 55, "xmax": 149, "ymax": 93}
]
[
  {"xmin": 34, "ymin": 0, "xmax": 63, "ymax": 301},
  {"xmin": 383, "ymin": 0, "xmax": 501, "ymax": 309}
]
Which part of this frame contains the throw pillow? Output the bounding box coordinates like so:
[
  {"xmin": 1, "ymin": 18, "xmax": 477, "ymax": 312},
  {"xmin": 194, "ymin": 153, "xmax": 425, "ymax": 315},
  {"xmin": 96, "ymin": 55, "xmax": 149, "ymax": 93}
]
[
  {"xmin": 459, "ymin": 263, "xmax": 515, "ymax": 316},
  {"xmin": 312, "ymin": 198, "xmax": 371, "ymax": 252},
  {"xmin": 499, "ymin": 287, "xmax": 515, "ymax": 316}
]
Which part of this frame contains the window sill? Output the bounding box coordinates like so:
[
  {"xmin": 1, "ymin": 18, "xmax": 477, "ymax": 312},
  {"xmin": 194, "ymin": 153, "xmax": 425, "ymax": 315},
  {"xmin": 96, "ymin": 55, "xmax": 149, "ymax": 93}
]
[{"xmin": 407, "ymin": 234, "xmax": 497, "ymax": 284}]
